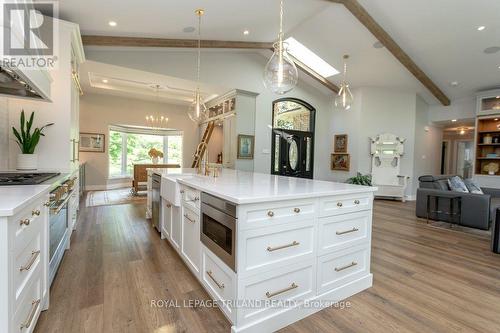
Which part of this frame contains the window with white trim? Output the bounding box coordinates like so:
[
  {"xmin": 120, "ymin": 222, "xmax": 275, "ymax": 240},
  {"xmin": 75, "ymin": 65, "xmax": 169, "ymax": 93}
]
[{"xmin": 108, "ymin": 126, "xmax": 183, "ymax": 178}]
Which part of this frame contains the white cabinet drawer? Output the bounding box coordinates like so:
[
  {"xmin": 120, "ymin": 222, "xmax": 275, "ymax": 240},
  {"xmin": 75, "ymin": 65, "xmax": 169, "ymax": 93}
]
[
  {"xmin": 13, "ymin": 232, "xmax": 42, "ymax": 305},
  {"xmin": 240, "ymin": 199, "xmax": 316, "ymax": 230},
  {"xmin": 11, "ymin": 201, "xmax": 45, "ymax": 254},
  {"xmin": 319, "ymin": 193, "xmax": 372, "ymax": 217},
  {"xmin": 181, "ymin": 186, "xmax": 200, "ymax": 211},
  {"xmin": 12, "ymin": 268, "xmax": 42, "ymax": 333},
  {"xmin": 181, "ymin": 205, "xmax": 201, "ymax": 276},
  {"xmin": 238, "ymin": 260, "xmax": 315, "ymax": 325},
  {"xmin": 318, "ymin": 211, "xmax": 371, "ymax": 255},
  {"xmin": 317, "ymin": 245, "xmax": 370, "ymax": 295},
  {"xmin": 201, "ymin": 246, "xmax": 236, "ymax": 323},
  {"xmin": 240, "ymin": 220, "xmax": 315, "ymax": 277}
]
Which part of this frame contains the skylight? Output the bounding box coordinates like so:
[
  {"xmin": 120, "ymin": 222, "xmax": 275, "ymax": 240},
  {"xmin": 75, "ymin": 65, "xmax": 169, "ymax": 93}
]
[{"xmin": 285, "ymin": 37, "xmax": 339, "ymax": 78}]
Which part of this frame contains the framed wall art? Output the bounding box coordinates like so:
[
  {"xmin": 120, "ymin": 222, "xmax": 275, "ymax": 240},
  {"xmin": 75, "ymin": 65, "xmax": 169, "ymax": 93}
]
[
  {"xmin": 79, "ymin": 133, "xmax": 105, "ymax": 152},
  {"xmin": 331, "ymin": 153, "xmax": 350, "ymax": 171},
  {"xmin": 334, "ymin": 134, "xmax": 348, "ymax": 153}
]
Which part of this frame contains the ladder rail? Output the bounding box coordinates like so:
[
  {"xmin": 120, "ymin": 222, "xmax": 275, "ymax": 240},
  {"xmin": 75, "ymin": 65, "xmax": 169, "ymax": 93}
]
[{"xmin": 192, "ymin": 121, "xmax": 215, "ymax": 168}]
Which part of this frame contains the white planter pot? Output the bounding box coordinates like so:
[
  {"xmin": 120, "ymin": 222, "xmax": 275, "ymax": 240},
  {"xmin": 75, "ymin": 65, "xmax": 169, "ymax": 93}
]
[{"xmin": 17, "ymin": 154, "xmax": 38, "ymax": 170}]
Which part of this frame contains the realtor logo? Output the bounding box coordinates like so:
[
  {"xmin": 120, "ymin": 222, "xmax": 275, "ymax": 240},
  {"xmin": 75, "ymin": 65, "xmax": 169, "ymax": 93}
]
[{"xmin": 3, "ymin": 2, "xmax": 54, "ymax": 56}]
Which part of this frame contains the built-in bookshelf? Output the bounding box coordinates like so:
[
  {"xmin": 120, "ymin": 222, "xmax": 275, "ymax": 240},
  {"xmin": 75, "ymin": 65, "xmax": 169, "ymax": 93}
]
[{"xmin": 475, "ymin": 117, "xmax": 500, "ymax": 175}]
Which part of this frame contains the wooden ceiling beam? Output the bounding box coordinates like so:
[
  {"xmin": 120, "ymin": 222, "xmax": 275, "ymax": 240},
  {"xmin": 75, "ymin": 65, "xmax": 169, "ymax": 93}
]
[
  {"xmin": 82, "ymin": 35, "xmax": 339, "ymax": 93},
  {"xmin": 82, "ymin": 35, "xmax": 273, "ymax": 50},
  {"xmin": 328, "ymin": 0, "xmax": 450, "ymax": 106}
]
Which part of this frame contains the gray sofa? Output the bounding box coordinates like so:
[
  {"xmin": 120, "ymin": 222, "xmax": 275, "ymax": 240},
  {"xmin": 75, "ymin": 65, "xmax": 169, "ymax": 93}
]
[{"xmin": 416, "ymin": 175, "xmax": 500, "ymax": 230}]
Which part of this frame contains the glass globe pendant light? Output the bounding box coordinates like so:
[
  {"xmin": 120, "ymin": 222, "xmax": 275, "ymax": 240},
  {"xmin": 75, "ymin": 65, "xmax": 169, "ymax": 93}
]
[
  {"xmin": 263, "ymin": 0, "xmax": 298, "ymax": 95},
  {"xmin": 334, "ymin": 55, "xmax": 354, "ymax": 110},
  {"xmin": 188, "ymin": 9, "xmax": 207, "ymax": 123}
]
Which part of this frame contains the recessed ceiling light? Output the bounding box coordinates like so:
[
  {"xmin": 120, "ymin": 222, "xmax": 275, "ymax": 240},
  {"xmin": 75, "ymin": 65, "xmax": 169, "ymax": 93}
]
[
  {"xmin": 477, "ymin": 26, "xmax": 486, "ymax": 31},
  {"xmin": 102, "ymin": 79, "xmax": 108, "ymax": 83},
  {"xmin": 373, "ymin": 41, "xmax": 384, "ymax": 49},
  {"xmin": 495, "ymin": 118, "xmax": 499, "ymax": 121},
  {"xmin": 450, "ymin": 81, "xmax": 459, "ymax": 87},
  {"xmin": 496, "ymin": 96, "xmax": 500, "ymax": 99},
  {"xmin": 243, "ymin": 30, "xmax": 249, "ymax": 35},
  {"xmin": 108, "ymin": 21, "xmax": 117, "ymax": 27},
  {"xmin": 451, "ymin": 119, "xmax": 457, "ymax": 122}
]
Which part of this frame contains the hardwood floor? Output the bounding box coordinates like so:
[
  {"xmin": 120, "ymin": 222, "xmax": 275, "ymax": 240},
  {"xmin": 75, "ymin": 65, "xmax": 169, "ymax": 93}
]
[{"xmin": 35, "ymin": 199, "xmax": 500, "ymax": 333}]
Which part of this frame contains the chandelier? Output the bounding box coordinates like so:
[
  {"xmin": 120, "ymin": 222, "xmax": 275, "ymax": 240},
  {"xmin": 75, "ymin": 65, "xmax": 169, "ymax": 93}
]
[
  {"xmin": 334, "ymin": 54, "xmax": 354, "ymax": 110},
  {"xmin": 263, "ymin": 0, "xmax": 298, "ymax": 95},
  {"xmin": 145, "ymin": 84, "xmax": 169, "ymax": 129},
  {"xmin": 188, "ymin": 9, "xmax": 207, "ymax": 123}
]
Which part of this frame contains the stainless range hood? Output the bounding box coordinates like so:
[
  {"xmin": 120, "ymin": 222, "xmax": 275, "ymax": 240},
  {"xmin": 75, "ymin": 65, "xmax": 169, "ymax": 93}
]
[{"xmin": 0, "ymin": 67, "xmax": 45, "ymax": 99}]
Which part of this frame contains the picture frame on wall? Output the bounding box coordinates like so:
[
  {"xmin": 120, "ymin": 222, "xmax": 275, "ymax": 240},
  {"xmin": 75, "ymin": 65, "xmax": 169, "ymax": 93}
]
[
  {"xmin": 331, "ymin": 153, "xmax": 350, "ymax": 171},
  {"xmin": 334, "ymin": 134, "xmax": 348, "ymax": 153},
  {"xmin": 237, "ymin": 134, "xmax": 254, "ymax": 159},
  {"xmin": 79, "ymin": 133, "xmax": 105, "ymax": 152}
]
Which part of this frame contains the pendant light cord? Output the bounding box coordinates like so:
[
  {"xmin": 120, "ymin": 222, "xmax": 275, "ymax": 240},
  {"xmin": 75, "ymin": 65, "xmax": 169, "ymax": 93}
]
[
  {"xmin": 278, "ymin": 0, "xmax": 284, "ymax": 44},
  {"xmin": 197, "ymin": 13, "xmax": 201, "ymax": 90}
]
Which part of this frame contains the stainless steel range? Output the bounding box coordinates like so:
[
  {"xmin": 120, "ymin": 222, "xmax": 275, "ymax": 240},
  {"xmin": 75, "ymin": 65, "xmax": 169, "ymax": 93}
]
[{"xmin": 0, "ymin": 172, "xmax": 60, "ymax": 185}]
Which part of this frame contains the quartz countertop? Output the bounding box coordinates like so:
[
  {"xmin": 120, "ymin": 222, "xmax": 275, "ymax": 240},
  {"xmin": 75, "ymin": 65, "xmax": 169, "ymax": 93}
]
[
  {"xmin": 0, "ymin": 185, "xmax": 51, "ymax": 217},
  {"xmin": 0, "ymin": 172, "xmax": 72, "ymax": 217},
  {"xmin": 172, "ymin": 169, "xmax": 376, "ymax": 204}
]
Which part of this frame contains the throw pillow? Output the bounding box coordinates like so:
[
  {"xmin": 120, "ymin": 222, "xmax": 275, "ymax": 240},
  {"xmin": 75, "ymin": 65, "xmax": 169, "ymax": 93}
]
[
  {"xmin": 464, "ymin": 179, "xmax": 484, "ymax": 194},
  {"xmin": 447, "ymin": 176, "xmax": 469, "ymax": 193}
]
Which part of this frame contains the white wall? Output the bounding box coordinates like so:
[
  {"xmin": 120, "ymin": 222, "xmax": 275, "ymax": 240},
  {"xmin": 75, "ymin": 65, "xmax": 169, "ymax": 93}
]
[
  {"xmin": 79, "ymin": 93, "xmax": 198, "ymax": 189},
  {"xmin": 413, "ymin": 95, "xmax": 443, "ymax": 195},
  {"xmin": 0, "ymin": 98, "xmax": 8, "ymax": 170},
  {"xmin": 428, "ymin": 96, "xmax": 475, "ymax": 122}
]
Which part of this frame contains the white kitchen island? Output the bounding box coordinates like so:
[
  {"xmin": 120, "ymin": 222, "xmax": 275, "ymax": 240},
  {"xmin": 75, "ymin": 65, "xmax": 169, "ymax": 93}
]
[{"xmin": 149, "ymin": 168, "xmax": 377, "ymax": 333}]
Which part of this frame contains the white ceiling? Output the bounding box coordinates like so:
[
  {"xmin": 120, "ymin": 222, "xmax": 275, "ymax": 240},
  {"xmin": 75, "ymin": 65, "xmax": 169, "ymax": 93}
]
[
  {"xmin": 58, "ymin": 0, "xmax": 500, "ymax": 105},
  {"xmin": 80, "ymin": 60, "xmax": 228, "ymax": 105}
]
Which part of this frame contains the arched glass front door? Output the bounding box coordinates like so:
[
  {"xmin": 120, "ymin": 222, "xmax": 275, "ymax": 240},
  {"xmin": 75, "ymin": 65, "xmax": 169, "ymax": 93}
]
[{"xmin": 271, "ymin": 98, "xmax": 315, "ymax": 179}]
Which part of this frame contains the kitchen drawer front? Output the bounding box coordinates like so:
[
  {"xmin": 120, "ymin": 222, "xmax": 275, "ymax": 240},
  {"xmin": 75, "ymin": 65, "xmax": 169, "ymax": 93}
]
[
  {"xmin": 317, "ymin": 245, "xmax": 370, "ymax": 295},
  {"xmin": 201, "ymin": 246, "xmax": 236, "ymax": 323},
  {"xmin": 181, "ymin": 186, "xmax": 201, "ymax": 212},
  {"xmin": 238, "ymin": 260, "xmax": 315, "ymax": 325},
  {"xmin": 181, "ymin": 205, "xmax": 201, "ymax": 275},
  {"xmin": 11, "ymin": 200, "xmax": 45, "ymax": 254},
  {"xmin": 12, "ymin": 266, "xmax": 42, "ymax": 333},
  {"xmin": 319, "ymin": 193, "xmax": 372, "ymax": 217},
  {"xmin": 240, "ymin": 199, "xmax": 316, "ymax": 230},
  {"xmin": 13, "ymin": 232, "xmax": 42, "ymax": 304},
  {"xmin": 240, "ymin": 221, "xmax": 315, "ymax": 277},
  {"xmin": 318, "ymin": 211, "xmax": 371, "ymax": 255}
]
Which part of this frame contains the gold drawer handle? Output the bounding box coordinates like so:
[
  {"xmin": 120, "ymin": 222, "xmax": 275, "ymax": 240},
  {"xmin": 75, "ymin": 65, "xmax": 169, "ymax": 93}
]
[
  {"xmin": 206, "ymin": 270, "xmax": 225, "ymax": 289},
  {"xmin": 32, "ymin": 209, "xmax": 41, "ymax": 216},
  {"xmin": 183, "ymin": 214, "xmax": 196, "ymax": 223},
  {"xmin": 166, "ymin": 203, "xmax": 172, "ymax": 208},
  {"xmin": 267, "ymin": 211, "xmax": 274, "ymax": 217},
  {"xmin": 20, "ymin": 250, "xmax": 40, "ymax": 271},
  {"xmin": 267, "ymin": 241, "xmax": 300, "ymax": 252},
  {"xmin": 354, "ymin": 200, "xmax": 360, "ymax": 205},
  {"xmin": 336, "ymin": 227, "xmax": 359, "ymax": 235},
  {"xmin": 180, "ymin": 190, "xmax": 185, "ymax": 194},
  {"xmin": 266, "ymin": 282, "xmax": 298, "ymax": 298},
  {"xmin": 43, "ymin": 201, "xmax": 51, "ymax": 207},
  {"xmin": 19, "ymin": 218, "xmax": 30, "ymax": 226},
  {"xmin": 293, "ymin": 208, "xmax": 301, "ymax": 213},
  {"xmin": 337, "ymin": 202, "xmax": 343, "ymax": 207},
  {"xmin": 20, "ymin": 299, "xmax": 41, "ymax": 329},
  {"xmin": 335, "ymin": 261, "xmax": 358, "ymax": 272}
]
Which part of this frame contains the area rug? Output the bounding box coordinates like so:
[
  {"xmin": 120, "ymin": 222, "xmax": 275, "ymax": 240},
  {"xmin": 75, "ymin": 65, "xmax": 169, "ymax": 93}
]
[
  {"xmin": 428, "ymin": 221, "xmax": 491, "ymax": 238},
  {"xmin": 86, "ymin": 188, "xmax": 146, "ymax": 207}
]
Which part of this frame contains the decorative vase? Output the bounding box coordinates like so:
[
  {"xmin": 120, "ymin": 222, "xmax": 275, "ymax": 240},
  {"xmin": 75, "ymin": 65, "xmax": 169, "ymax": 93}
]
[
  {"xmin": 152, "ymin": 157, "xmax": 159, "ymax": 164},
  {"xmin": 17, "ymin": 154, "xmax": 38, "ymax": 170}
]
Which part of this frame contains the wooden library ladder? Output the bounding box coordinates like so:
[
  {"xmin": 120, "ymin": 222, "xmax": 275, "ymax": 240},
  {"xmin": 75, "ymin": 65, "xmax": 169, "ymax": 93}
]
[{"xmin": 191, "ymin": 121, "xmax": 215, "ymax": 168}]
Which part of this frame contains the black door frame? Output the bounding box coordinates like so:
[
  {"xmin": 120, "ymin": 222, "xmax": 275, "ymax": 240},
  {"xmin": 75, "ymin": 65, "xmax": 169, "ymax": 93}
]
[{"xmin": 271, "ymin": 98, "xmax": 316, "ymax": 179}]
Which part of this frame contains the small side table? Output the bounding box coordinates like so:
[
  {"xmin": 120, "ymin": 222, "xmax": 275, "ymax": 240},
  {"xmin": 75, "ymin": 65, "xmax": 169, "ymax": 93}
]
[{"xmin": 426, "ymin": 194, "xmax": 462, "ymax": 226}]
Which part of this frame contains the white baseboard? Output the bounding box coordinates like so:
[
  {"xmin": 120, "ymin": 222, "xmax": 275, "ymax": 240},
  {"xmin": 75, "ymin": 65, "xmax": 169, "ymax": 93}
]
[{"xmin": 85, "ymin": 182, "xmax": 131, "ymax": 191}]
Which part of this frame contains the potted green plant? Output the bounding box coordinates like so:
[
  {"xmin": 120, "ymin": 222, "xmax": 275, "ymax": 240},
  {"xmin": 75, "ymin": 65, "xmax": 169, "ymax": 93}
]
[
  {"xmin": 346, "ymin": 172, "xmax": 372, "ymax": 186},
  {"xmin": 12, "ymin": 110, "xmax": 53, "ymax": 170}
]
